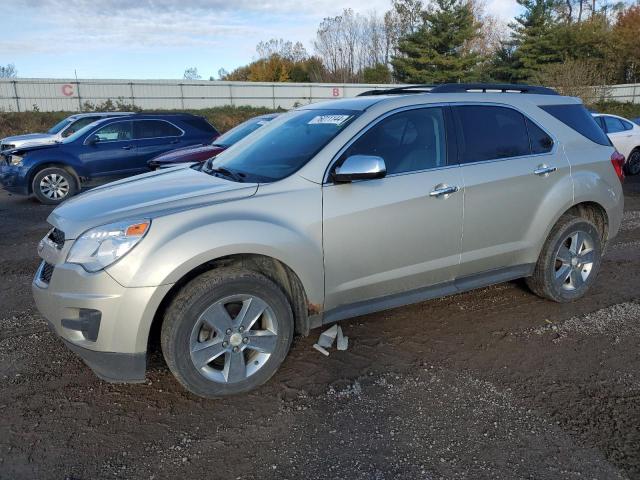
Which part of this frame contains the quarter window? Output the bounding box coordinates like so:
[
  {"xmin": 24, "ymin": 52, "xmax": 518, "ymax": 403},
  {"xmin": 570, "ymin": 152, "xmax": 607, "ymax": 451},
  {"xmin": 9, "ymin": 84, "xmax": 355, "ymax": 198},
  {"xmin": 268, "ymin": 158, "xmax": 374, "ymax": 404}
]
[
  {"xmin": 526, "ymin": 118, "xmax": 554, "ymax": 154},
  {"xmin": 603, "ymin": 116, "xmax": 627, "ymax": 133},
  {"xmin": 454, "ymin": 105, "xmax": 530, "ymax": 163},
  {"xmin": 94, "ymin": 121, "xmax": 132, "ymax": 142},
  {"xmin": 134, "ymin": 120, "xmax": 182, "ymax": 139},
  {"xmin": 340, "ymin": 107, "xmax": 447, "ymax": 175}
]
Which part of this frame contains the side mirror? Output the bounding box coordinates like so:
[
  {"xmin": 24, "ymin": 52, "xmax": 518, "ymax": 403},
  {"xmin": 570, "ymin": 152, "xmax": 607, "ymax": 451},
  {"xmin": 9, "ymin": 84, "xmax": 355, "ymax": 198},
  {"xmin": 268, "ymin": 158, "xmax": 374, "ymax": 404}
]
[
  {"xmin": 86, "ymin": 134, "xmax": 100, "ymax": 145},
  {"xmin": 332, "ymin": 155, "xmax": 386, "ymax": 183}
]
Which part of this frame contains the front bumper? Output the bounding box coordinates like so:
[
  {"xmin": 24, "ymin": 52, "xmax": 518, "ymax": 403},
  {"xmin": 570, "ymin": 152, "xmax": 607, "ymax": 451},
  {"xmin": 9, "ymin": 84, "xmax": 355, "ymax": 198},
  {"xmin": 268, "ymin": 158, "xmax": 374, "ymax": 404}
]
[
  {"xmin": 0, "ymin": 163, "xmax": 30, "ymax": 195},
  {"xmin": 33, "ymin": 259, "xmax": 173, "ymax": 383}
]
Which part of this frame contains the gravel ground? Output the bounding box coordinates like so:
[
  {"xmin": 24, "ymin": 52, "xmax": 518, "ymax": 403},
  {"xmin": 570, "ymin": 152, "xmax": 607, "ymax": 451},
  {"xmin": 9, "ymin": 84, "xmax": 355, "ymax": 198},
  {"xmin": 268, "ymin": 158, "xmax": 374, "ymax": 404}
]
[{"xmin": 0, "ymin": 176, "xmax": 639, "ymax": 479}]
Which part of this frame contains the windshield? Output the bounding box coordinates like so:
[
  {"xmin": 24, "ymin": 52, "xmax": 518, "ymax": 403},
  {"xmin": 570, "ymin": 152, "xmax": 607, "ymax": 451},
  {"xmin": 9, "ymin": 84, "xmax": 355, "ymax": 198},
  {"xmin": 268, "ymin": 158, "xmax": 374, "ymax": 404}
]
[
  {"xmin": 204, "ymin": 109, "xmax": 359, "ymax": 182},
  {"xmin": 47, "ymin": 118, "xmax": 72, "ymax": 134},
  {"xmin": 213, "ymin": 116, "xmax": 275, "ymax": 147}
]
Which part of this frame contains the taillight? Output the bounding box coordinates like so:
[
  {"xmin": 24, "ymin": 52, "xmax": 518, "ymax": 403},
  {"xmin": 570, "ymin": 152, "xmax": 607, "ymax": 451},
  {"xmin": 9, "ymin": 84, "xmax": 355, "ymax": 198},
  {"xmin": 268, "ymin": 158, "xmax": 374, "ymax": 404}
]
[{"xmin": 611, "ymin": 151, "xmax": 625, "ymax": 182}]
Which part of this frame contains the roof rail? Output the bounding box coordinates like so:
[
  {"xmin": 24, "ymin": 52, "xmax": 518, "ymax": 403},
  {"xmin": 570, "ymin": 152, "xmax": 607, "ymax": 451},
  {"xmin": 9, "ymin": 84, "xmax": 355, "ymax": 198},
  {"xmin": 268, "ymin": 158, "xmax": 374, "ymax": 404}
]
[
  {"xmin": 357, "ymin": 83, "xmax": 558, "ymax": 97},
  {"xmin": 429, "ymin": 83, "xmax": 558, "ymax": 95},
  {"xmin": 357, "ymin": 85, "xmax": 436, "ymax": 96}
]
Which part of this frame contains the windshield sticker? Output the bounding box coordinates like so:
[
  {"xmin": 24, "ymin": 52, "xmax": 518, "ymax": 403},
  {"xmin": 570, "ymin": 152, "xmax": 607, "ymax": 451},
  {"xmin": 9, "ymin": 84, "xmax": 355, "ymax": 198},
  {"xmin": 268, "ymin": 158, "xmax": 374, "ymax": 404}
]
[
  {"xmin": 308, "ymin": 115, "xmax": 352, "ymax": 126},
  {"xmin": 257, "ymin": 120, "xmax": 268, "ymax": 125}
]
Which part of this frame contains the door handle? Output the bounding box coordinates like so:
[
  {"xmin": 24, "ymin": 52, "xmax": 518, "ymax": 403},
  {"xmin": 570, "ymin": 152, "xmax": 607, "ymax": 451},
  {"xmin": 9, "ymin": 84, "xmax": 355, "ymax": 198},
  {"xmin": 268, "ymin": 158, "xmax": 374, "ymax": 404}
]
[
  {"xmin": 170, "ymin": 139, "xmax": 180, "ymax": 144},
  {"xmin": 121, "ymin": 145, "xmax": 134, "ymax": 150},
  {"xmin": 429, "ymin": 185, "xmax": 459, "ymax": 197},
  {"xmin": 534, "ymin": 165, "xmax": 557, "ymax": 176}
]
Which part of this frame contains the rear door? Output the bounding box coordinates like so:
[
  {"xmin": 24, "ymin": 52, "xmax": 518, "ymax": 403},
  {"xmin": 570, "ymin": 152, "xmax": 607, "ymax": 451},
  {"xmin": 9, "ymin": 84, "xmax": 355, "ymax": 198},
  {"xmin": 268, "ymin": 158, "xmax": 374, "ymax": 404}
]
[
  {"xmin": 79, "ymin": 120, "xmax": 137, "ymax": 177},
  {"xmin": 452, "ymin": 104, "xmax": 570, "ymax": 276},
  {"xmin": 322, "ymin": 106, "xmax": 464, "ymax": 312},
  {"xmin": 133, "ymin": 120, "xmax": 184, "ymax": 170}
]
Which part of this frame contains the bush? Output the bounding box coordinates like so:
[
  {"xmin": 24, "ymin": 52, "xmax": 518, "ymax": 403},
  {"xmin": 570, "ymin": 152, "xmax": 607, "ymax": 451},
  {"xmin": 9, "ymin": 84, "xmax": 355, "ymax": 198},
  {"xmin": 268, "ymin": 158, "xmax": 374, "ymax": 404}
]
[{"xmin": 0, "ymin": 105, "xmax": 283, "ymax": 139}]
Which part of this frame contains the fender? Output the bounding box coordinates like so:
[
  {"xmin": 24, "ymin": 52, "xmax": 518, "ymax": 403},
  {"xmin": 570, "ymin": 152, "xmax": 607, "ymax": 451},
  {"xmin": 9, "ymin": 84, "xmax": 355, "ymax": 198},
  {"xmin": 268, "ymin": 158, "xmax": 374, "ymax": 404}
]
[{"xmin": 105, "ymin": 190, "xmax": 325, "ymax": 308}]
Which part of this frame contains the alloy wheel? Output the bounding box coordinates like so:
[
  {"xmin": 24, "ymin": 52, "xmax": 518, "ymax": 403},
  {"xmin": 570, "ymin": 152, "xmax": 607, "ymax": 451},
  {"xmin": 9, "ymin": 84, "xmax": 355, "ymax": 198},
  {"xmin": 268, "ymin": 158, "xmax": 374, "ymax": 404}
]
[
  {"xmin": 39, "ymin": 173, "xmax": 70, "ymax": 200},
  {"xmin": 554, "ymin": 230, "xmax": 595, "ymax": 291},
  {"xmin": 189, "ymin": 294, "xmax": 279, "ymax": 384}
]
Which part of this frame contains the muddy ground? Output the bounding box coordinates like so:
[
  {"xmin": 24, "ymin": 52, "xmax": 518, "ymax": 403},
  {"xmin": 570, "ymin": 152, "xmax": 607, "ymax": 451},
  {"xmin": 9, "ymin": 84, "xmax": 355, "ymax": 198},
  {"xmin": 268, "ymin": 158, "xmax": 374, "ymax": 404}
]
[{"xmin": 0, "ymin": 177, "xmax": 639, "ymax": 480}]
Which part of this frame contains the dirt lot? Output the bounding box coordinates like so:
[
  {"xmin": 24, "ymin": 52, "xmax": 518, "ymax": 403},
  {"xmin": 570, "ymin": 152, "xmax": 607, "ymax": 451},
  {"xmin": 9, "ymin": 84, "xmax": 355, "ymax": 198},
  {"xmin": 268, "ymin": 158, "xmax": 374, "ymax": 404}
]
[{"xmin": 0, "ymin": 177, "xmax": 639, "ymax": 480}]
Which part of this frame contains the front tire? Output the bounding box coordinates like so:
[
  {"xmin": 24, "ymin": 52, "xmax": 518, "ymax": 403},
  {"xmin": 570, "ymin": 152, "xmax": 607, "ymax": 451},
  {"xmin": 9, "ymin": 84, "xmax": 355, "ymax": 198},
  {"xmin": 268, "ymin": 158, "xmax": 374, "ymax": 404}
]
[
  {"xmin": 32, "ymin": 167, "xmax": 77, "ymax": 204},
  {"xmin": 161, "ymin": 268, "xmax": 294, "ymax": 398},
  {"xmin": 526, "ymin": 215, "xmax": 602, "ymax": 303}
]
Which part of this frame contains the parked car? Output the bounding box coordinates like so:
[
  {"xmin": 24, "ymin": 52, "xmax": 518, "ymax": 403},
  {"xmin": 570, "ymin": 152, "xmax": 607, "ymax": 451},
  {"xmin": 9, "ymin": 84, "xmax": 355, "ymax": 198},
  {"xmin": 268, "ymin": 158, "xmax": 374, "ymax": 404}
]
[
  {"xmin": 0, "ymin": 113, "xmax": 219, "ymax": 204},
  {"xmin": 592, "ymin": 113, "xmax": 640, "ymax": 175},
  {"xmin": 32, "ymin": 84, "xmax": 624, "ymax": 398},
  {"xmin": 147, "ymin": 113, "xmax": 278, "ymax": 170},
  {"xmin": 0, "ymin": 112, "xmax": 134, "ymax": 151}
]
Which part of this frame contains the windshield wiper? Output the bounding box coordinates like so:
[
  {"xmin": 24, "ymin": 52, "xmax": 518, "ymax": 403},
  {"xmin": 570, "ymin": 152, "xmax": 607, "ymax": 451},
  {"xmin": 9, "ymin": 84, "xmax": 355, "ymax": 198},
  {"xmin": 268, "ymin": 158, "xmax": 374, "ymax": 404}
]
[{"xmin": 209, "ymin": 166, "xmax": 244, "ymax": 182}]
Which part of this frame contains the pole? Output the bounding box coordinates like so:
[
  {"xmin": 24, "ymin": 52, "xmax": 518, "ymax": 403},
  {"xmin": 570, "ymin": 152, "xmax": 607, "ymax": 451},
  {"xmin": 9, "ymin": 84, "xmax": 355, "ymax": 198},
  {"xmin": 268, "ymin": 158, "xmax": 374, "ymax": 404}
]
[{"xmin": 12, "ymin": 80, "xmax": 20, "ymax": 112}]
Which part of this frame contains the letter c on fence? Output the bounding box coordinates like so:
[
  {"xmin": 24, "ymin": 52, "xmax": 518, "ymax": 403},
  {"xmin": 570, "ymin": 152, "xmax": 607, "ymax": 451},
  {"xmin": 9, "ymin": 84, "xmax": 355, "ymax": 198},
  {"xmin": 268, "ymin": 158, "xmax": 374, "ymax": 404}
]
[
  {"xmin": 332, "ymin": 88, "xmax": 341, "ymax": 97},
  {"xmin": 62, "ymin": 84, "xmax": 74, "ymax": 97}
]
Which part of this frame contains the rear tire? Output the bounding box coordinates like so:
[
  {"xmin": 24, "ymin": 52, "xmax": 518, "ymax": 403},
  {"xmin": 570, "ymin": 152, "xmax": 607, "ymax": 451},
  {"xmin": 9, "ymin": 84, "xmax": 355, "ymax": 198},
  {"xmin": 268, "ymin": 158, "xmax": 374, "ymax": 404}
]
[
  {"xmin": 32, "ymin": 167, "xmax": 77, "ymax": 205},
  {"xmin": 625, "ymin": 149, "xmax": 640, "ymax": 176},
  {"xmin": 161, "ymin": 268, "xmax": 294, "ymax": 398},
  {"xmin": 526, "ymin": 215, "xmax": 602, "ymax": 303}
]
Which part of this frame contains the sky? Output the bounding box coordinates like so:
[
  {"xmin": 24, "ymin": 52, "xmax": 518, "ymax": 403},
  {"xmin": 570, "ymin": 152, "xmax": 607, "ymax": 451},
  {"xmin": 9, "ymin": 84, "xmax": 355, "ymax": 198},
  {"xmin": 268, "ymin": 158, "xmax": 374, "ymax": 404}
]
[{"xmin": 3, "ymin": 0, "xmax": 523, "ymax": 80}]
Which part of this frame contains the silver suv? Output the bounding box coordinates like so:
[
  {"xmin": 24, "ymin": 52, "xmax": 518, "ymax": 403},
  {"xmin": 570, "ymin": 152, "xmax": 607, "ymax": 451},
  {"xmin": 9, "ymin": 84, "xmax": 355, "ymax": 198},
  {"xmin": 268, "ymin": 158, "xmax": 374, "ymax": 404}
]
[{"xmin": 32, "ymin": 84, "xmax": 625, "ymax": 398}]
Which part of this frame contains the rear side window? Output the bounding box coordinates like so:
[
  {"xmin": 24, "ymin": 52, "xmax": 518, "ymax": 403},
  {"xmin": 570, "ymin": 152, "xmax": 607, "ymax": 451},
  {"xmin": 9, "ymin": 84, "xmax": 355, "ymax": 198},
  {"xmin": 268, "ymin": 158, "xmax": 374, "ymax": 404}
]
[
  {"xmin": 134, "ymin": 120, "xmax": 182, "ymax": 139},
  {"xmin": 526, "ymin": 118, "xmax": 554, "ymax": 154},
  {"xmin": 453, "ymin": 105, "xmax": 530, "ymax": 163},
  {"xmin": 540, "ymin": 104, "xmax": 610, "ymax": 146}
]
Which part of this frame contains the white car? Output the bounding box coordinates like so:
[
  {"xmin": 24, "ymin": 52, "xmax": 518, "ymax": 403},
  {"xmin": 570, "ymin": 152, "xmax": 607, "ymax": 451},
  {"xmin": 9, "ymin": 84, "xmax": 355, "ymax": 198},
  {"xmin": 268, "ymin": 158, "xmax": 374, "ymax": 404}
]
[
  {"xmin": 592, "ymin": 113, "xmax": 640, "ymax": 175},
  {"xmin": 0, "ymin": 112, "xmax": 133, "ymax": 152}
]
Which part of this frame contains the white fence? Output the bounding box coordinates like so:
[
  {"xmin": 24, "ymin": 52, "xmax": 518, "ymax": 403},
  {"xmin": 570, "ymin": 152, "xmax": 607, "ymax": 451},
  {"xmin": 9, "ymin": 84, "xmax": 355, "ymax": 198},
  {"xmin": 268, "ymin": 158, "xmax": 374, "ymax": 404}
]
[
  {"xmin": 0, "ymin": 79, "xmax": 397, "ymax": 112},
  {"xmin": 1, "ymin": 78, "xmax": 639, "ymax": 112}
]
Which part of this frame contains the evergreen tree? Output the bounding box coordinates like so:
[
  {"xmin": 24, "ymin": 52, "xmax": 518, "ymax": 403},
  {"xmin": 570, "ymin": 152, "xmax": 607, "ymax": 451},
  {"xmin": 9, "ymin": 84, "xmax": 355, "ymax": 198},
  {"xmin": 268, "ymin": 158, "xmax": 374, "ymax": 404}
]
[
  {"xmin": 511, "ymin": 0, "xmax": 562, "ymax": 81},
  {"xmin": 391, "ymin": 0, "xmax": 480, "ymax": 83}
]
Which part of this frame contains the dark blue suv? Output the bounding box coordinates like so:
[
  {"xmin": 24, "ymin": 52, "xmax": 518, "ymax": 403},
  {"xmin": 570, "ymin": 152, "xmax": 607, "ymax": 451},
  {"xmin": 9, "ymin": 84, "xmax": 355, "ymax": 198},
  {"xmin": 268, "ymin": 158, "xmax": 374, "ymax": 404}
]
[{"xmin": 0, "ymin": 113, "xmax": 218, "ymax": 204}]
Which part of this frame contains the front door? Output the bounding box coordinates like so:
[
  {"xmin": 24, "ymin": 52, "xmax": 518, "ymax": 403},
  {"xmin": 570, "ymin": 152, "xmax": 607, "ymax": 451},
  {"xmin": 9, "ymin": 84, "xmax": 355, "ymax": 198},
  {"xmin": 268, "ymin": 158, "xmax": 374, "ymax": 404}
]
[
  {"xmin": 322, "ymin": 106, "xmax": 463, "ymax": 312},
  {"xmin": 80, "ymin": 120, "xmax": 137, "ymax": 177}
]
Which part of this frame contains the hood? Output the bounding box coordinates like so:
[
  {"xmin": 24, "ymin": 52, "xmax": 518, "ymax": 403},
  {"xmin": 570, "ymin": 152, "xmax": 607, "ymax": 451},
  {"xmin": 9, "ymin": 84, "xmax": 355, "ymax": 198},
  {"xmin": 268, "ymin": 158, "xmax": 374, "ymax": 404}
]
[
  {"xmin": 1, "ymin": 133, "xmax": 56, "ymax": 146},
  {"xmin": 3, "ymin": 142, "xmax": 59, "ymax": 156},
  {"xmin": 48, "ymin": 166, "xmax": 258, "ymax": 239},
  {"xmin": 151, "ymin": 144, "xmax": 225, "ymax": 164}
]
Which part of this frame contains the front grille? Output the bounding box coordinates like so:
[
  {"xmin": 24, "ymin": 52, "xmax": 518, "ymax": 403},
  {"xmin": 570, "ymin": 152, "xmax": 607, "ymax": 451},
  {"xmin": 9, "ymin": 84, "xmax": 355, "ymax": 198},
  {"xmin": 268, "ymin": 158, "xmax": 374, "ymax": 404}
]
[
  {"xmin": 48, "ymin": 228, "xmax": 65, "ymax": 248},
  {"xmin": 40, "ymin": 261, "xmax": 54, "ymax": 284}
]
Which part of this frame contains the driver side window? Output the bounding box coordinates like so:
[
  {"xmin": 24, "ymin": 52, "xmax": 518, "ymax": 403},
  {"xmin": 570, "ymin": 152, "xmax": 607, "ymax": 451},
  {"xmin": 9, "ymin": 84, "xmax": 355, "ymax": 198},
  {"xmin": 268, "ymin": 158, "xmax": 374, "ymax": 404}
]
[
  {"xmin": 94, "ymin": 121, "xmax": 132, "ymax": 142},
  {"xmin": 341, "ymin": 107, "xmax": 447, "ymax": 175}
]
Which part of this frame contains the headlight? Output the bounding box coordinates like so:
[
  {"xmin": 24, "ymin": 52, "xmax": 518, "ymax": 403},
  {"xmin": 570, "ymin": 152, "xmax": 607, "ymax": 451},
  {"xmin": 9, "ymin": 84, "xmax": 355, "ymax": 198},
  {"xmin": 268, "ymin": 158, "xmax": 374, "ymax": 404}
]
[
  {"xmin": 9, "ymin": 154, "xmax": 22, "ymax": 166},
  {"xmin": 67, "ymin": 219, "xmax": 150, "ymax": 272}
]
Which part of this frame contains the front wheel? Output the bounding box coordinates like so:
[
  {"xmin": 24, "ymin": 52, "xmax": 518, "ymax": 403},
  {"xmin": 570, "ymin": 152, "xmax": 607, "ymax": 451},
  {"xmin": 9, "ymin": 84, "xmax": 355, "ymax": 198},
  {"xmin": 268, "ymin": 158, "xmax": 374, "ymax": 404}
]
[
  {"xmin": 526, "ymin": 215, "xmax": 602, "ymax": 303},
  {"xmin": 32, "ymin": 167, "xmax": 77, "ymax": 204},
  {"xmin": 161, "ymin": 268, "xmax": 294, "ymax": 398}
]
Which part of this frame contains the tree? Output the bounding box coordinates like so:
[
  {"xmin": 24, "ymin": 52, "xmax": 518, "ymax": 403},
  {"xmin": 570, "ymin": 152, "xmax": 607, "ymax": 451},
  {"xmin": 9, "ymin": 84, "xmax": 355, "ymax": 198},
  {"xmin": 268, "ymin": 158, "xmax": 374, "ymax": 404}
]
[
  {"xmin": 611, "ymin": 5, "xmax": 640, "ymax": 82},
  {"xmin": 391, "ymin": 0, "xmax": 481, "ymax": 83},
  {"xmin": 0, "ymin": 63, "xmax": 17, "ymax": 78},
  {"xmin": 362, "ymin": 63, "xmax": 393, "ymax": 83},
  {"xmin": 510, "ymin": 0, "xmax": 563, "ymax": 81},
  {"xmin": 183, "ymin": 67, "xmax": 201, "ymax": 80}
]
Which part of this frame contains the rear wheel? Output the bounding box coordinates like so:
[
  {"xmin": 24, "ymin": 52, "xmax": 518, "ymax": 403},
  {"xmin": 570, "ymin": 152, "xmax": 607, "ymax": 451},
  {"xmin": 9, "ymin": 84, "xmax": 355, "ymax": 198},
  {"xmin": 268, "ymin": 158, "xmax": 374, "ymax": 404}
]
[
  {"xmin": 161, "ymin": 268, "xmax": 294, "ymax": 398},
  {"xmin": 32, "ymin": 167, "xmax": 77, "ymax": 204},
  {"xmin": 526, "ymin": 215, "xmax": 602, "ymax": 303},
  {"xmin": 625, "ymin": 149, "xmax": 640, "ymax": 176}
]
